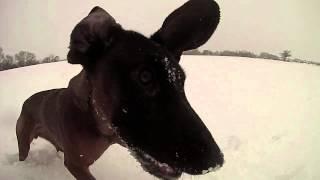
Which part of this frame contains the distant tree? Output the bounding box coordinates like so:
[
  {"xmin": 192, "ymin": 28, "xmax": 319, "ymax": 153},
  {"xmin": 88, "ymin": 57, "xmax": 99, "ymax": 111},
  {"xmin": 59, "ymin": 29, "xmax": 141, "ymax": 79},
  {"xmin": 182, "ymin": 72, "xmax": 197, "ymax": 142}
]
[
  {"xmin": 291, "ymin": 58, "xmax": 304, "ymax": 63},
  {"xmin": 42, "ymin": 55, "xmax": 60, "ymax": 63},
  {"xmin": 218, "ymin": 50, "xmax": 239, "ymax": 57},
  {"xmin": 5, "ymin": 55, "xmax": 14, "ymax": 63},
  {"xmin": 0, "ymin": 47, "xmax": 4, "ymax": 70},
  {"xmin": 259, "ymin": 52, "xmax": 280, "ymax": 60},
  {"xmin": 26, "ymin": 58, "xmax": 39, "ymax": 65},
  {"xmin": 55, "ymin": 56, "xmax": 61, "ymax": 62},
  {"xmin": 15, "ymin": 51, "xmax": 37, "ymax": 67},
  {"xmin": 15, "ymin": 52, "xmax": 25, "ymax": 67},
  {"xmin": 280, "ymin": 50, "xmax": 291, "ymax": 61},
  {"xmin": 183, "ymin": 49, "xmax": 202, "ymax": 55},
  {"xmin": 237, "ymin": 50, "xmax": 257, "ymax": 58},
  {"xmin": 0, "ymin": 47, "xmax": 4, "ymax": 60},
  {"xmin": 0, "ymin": 47, "xmax": 15, "ymax": 70},
  {"xmin": 202, "ymin": 50, "xmax": 214, "ymax": 55},
  {"xmin": 1, "ymin": 55, "xmax": 17, "ymax": 70}
]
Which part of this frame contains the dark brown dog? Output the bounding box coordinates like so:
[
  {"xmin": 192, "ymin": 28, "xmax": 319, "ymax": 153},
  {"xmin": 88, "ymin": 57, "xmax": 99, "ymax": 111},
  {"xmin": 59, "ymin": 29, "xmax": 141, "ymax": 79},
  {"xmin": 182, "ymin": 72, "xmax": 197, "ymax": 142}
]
[{"xmin": 16, "ymin": 0, "xmax": 223, "ymax": 179}]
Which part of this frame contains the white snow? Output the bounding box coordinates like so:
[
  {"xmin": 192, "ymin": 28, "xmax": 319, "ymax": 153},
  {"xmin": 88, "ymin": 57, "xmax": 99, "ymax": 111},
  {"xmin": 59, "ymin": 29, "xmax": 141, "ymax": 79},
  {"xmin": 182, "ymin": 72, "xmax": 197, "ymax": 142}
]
[
  {"xmin": 0, "ymin": 56, "xmax": 320, "ymax": 180},
  {"xmin": 161, "ymin": 56, "xmax": 182, "ymax": 85}
]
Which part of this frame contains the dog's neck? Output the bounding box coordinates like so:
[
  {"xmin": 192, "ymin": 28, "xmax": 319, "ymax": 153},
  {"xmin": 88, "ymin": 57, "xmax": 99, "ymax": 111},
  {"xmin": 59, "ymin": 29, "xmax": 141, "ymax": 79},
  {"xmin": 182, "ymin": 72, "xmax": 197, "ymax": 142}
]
[
  {"xmin": 68, "ymin": 70, "xmax": 116, "ymax": 137},
  {"xmin": 68, "ymin": 70, "xmax": 91, "ymax": 111}
]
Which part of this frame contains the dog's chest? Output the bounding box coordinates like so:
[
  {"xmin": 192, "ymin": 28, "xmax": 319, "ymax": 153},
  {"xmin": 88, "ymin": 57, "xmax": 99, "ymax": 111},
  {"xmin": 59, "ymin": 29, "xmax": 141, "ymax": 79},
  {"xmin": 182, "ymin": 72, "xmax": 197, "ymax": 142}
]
[{"xmin": 68, "ymin": 132, "xmax": 113, "ymax": 165}]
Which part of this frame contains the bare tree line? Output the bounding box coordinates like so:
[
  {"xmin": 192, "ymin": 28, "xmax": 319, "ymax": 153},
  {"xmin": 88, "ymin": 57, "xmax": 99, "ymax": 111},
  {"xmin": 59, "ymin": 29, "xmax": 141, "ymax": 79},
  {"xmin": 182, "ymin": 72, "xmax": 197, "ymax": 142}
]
[
  {"xmin": 184, "ymin": 49, "xmax": 320, "ymax": 66},
  {"xmin": 1, "ymin": 46, "xmax": 319, "ymax": 71},
  {"xmin": 0, "ymin": 46, "xmax": 64, "ymax": 71}
]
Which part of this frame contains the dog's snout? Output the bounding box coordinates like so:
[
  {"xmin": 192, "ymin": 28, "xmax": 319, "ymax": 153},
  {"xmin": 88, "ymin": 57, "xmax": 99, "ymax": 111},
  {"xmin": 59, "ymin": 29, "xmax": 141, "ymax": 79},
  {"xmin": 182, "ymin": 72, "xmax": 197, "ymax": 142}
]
[
  {"xmin": 179, "ymin": 138, "xmax": 224, "ymax": 175},
  {"xmin": 173, "ymin": 102, "xmax": 224, "ymax": 175}
]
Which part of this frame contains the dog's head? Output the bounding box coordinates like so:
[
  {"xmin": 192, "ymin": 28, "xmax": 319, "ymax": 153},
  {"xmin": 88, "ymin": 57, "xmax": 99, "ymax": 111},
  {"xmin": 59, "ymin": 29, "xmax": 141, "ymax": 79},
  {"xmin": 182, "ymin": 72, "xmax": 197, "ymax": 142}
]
[{"xmin": 68, "ymin": 0, "xmax": 223, "ymax": 179}]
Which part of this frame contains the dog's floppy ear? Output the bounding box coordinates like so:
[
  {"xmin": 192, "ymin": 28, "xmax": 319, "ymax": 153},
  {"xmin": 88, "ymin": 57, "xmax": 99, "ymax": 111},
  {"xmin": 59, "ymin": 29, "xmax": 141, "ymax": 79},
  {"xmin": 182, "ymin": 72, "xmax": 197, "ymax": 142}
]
[
  {"xmin": 67, "ymin": 6, "xmax": 121, "ymax": 65},
  {"xmin": 151, "ymin": 0, "xmax": 220, "ymax": 61}
]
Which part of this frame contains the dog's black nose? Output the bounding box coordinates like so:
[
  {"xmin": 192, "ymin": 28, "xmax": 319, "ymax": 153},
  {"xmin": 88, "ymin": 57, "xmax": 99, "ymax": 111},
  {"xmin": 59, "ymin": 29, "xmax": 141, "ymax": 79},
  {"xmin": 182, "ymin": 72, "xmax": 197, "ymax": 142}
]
[
  {"xmin": 181, "ymin": 140, "xmax": 224, "ymax": 175},
  {"xmin": 173, "ymin": 105, "xmax": 224, "ymax": 175},
  {"xmin": 174, "ymin": 128, "xmax": 224, "ymax": 175}
]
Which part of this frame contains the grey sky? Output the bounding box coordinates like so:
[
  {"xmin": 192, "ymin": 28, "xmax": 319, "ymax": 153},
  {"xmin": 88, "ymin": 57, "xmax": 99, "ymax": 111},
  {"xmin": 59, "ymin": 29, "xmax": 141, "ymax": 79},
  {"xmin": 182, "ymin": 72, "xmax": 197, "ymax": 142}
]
[{"xmin": 0, "ymin": 0, "xmax": 319, "ymax": 62}]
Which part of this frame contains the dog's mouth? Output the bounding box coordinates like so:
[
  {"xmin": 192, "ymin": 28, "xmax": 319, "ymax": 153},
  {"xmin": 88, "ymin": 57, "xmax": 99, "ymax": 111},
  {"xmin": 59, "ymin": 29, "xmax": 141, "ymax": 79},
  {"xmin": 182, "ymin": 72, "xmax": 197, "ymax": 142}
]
[
  {"xmin": 130, "ymin": 148, "xmax": 182, "ymax": 180},
  {"xmin": 111, "ymin": 130, "xmax": 182, "ymax": 179}
]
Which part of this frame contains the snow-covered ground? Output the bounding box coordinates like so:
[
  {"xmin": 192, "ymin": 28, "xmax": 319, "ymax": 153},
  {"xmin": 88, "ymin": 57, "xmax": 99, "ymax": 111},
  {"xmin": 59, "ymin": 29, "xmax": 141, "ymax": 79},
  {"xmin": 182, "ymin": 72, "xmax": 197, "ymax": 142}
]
[{"xmin": 0, "ymin": 56, "xmax": 319, "ymax": 180}]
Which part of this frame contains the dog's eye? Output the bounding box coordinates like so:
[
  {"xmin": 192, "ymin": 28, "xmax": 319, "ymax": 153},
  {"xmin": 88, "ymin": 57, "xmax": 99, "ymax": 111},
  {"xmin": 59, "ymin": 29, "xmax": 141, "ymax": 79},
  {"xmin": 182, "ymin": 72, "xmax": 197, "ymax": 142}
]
[{"xmin": 139, "ymin": 70, "xmax": 153, "ymax": 85}]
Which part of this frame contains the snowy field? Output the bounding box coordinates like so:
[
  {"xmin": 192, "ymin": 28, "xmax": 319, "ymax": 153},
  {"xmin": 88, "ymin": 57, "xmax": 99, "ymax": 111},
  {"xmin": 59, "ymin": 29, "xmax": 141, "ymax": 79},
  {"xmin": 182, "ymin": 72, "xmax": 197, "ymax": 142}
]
[{"xmin": 0, "ymin": 56, "xmax": 319, "ymax": 180}]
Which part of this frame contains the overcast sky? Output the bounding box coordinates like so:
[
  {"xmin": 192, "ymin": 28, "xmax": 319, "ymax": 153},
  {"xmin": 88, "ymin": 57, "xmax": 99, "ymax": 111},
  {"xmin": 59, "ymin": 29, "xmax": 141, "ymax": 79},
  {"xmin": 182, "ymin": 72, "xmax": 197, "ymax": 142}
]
[{"xmin": 0, "ymin": 0, "xmax": 319, "ymax": 62}]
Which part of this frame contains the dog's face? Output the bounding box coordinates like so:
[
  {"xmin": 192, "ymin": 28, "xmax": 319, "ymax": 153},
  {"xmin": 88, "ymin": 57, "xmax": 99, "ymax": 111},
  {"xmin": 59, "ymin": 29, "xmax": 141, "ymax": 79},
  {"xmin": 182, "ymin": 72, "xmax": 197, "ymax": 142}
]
[{"xmin": 68, "ymin": 0, "xmax": 223, "ymax": 179}]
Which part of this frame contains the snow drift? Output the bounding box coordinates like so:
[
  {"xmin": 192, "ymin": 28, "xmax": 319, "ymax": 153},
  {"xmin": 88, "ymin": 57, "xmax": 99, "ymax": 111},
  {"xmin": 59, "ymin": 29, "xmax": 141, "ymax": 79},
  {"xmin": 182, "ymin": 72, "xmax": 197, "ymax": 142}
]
[{"xmin": 0, "ymin": 56, "xmax": 319, "ymax": 180}]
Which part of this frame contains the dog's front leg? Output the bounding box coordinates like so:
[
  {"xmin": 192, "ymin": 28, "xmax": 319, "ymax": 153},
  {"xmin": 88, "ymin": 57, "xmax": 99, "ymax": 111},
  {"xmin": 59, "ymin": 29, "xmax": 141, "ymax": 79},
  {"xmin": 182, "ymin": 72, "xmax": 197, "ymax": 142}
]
[{"xmin": 64, "ymin": 158, "xmax": 95, "ymax": 180}]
